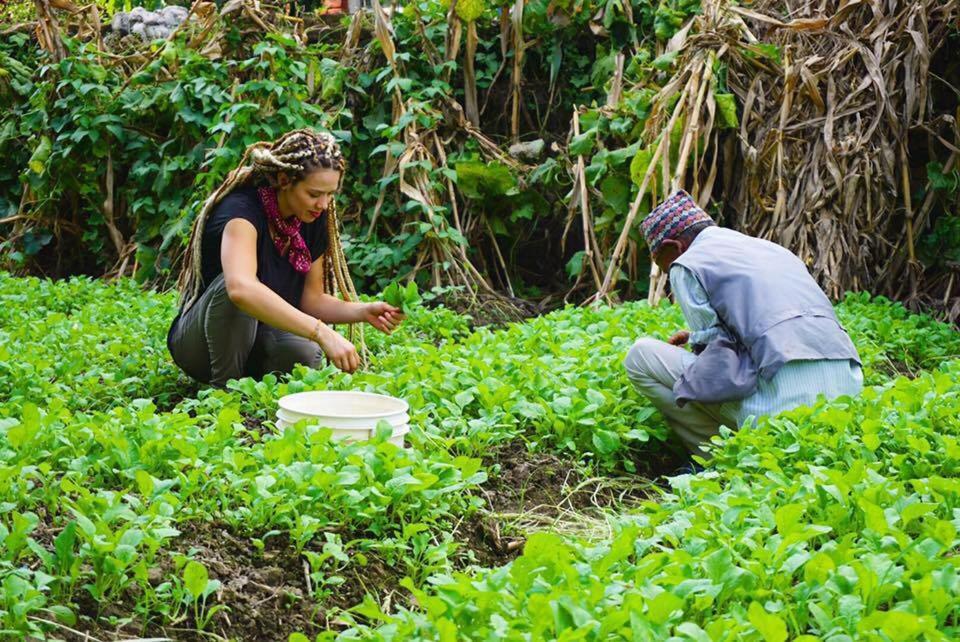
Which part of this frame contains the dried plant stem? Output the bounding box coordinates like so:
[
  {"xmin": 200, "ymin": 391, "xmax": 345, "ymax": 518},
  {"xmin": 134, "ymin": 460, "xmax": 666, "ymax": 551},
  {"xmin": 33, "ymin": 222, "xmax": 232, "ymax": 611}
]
[{"xmin": 509, "ymin": 0, "xmax": 525, "ymax": 143}]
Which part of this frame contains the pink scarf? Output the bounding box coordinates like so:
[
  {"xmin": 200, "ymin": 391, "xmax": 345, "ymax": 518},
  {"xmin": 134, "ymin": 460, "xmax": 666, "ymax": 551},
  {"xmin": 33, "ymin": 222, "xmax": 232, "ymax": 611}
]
[{"xmin": 258, "ymin": 186, "xmax": 312, "ymax": 274}]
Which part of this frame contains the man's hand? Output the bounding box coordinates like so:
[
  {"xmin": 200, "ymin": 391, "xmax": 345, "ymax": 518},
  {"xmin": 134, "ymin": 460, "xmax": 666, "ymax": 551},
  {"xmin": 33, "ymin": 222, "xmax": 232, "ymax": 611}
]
[{"xmin": 668, "ymin": 330, "xmax": 690, "ymax": 346}]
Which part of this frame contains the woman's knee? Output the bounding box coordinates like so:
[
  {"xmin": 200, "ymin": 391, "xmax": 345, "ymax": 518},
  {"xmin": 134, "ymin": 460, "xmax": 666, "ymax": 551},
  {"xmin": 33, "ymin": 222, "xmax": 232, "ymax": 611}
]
[
  {"xmin": 268, "ymin": 337, "xmax": 324, "ymax": 374},
  {"xmin": 204, "ymin": 299, "xmax": 258, "ymax": 386}
]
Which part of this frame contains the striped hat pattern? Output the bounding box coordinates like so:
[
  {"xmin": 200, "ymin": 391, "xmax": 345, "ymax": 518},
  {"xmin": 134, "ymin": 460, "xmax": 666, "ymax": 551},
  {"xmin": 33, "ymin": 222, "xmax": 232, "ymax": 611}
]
[{"xmin": 640, "ymin": 189, "xmax": 715, "ymax": 255}]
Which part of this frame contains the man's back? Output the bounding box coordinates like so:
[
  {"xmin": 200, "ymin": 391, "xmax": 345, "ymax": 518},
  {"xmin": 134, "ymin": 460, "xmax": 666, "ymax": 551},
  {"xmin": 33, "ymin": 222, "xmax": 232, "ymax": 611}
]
[{"xmin": 673, "ymin": 226, "xmax": 859, "ymax": 379}]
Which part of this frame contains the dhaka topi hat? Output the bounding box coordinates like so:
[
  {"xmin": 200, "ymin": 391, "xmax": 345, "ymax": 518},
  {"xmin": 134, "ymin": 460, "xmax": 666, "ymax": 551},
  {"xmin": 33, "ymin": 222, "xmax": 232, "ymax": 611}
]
[{"xmin": 640, "ymin": 189, "xmax": 715, "ymax": 255}]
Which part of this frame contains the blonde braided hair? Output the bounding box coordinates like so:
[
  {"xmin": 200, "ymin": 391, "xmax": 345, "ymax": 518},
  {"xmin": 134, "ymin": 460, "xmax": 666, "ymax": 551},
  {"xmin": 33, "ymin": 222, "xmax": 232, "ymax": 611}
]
[{"xmin": 176, "ymin": 128, "xmax": 365, "ymax": 352}]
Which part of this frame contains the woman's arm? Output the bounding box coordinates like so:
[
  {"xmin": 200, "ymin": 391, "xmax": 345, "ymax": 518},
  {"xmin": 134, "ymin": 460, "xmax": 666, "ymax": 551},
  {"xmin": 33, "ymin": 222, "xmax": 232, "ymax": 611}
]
[
  {"xmin": 300, "ymin": 256, "xmax": 405, "ymax": 334},
  {"xmin": 300, "ymin": 261, "xmax": 365, "ymax": 323},
  {"xmin": 222, "ymin": 218, "xmax": 317, "ymax": 335},
  {"xmin": 221, "ymin": 218, "xmax": 360, "ymax": 371}
]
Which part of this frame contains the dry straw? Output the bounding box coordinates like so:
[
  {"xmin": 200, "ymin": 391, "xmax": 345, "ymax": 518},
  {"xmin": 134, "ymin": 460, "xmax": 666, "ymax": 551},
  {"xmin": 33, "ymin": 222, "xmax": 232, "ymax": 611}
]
[{"xmin": 590, "ymin": 0, "xmax": 959, "ymax": 307}]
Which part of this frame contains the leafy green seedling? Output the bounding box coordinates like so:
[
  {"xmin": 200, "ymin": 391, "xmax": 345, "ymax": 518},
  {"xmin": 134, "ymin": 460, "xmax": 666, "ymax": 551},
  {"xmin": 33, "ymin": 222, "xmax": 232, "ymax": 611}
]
[
  {"xmin": 182, "ymin": 560, "xmax": 225, "ymax": 630},
  {"xmin": 382, "ymin": 280, "xmax": 422, "ymax": 313}
]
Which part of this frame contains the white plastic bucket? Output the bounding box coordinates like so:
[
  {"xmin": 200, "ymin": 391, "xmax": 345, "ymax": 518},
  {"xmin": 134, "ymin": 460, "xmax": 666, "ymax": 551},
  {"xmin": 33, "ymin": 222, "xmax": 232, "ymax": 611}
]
[{"xmin": 275, "ymin": 390, "xmax": 410, "ymax": 447}]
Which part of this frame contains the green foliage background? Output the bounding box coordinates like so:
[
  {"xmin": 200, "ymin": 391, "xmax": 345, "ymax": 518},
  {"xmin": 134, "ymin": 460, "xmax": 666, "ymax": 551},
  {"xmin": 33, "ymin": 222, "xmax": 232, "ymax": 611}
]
[
  {"xmin": 0, "ymin": 0, "xmax": 707, "ymax": 297},
  {"xmin": 3, "ymin": 0, "xmax": 959, "ymax": 305}
]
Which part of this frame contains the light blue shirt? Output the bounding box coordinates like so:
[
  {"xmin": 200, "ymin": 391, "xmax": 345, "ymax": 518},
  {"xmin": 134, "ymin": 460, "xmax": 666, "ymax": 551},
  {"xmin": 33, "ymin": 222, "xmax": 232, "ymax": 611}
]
[{"xmin": 669, "ymin": 263, "xmax": 863, "ymax": 426}]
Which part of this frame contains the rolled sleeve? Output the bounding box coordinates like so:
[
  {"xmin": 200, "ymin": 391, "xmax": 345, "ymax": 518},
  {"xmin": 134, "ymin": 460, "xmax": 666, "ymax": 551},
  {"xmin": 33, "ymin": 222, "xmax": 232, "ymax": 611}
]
[{"xmin": 669, "ymin": 265, "xmax": 721, "ymax": 346}]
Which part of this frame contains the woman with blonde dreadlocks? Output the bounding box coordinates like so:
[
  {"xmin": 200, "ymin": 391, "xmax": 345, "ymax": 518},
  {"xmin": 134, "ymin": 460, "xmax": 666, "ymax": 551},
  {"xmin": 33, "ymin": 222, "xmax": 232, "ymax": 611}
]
[{"xmin": 167, "ymin": 129, "xmax": 404, "ymax": 386}]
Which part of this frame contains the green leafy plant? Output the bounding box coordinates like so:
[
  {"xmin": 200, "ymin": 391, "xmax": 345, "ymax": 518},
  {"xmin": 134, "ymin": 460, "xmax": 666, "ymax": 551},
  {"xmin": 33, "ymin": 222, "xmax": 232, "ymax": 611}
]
[
  {"xmin": 329, "ymin": 360, "xmax": 960, "ymax": 641},
  {"xmin": 382, "ymin": 280, "xmax": 422, "ymax": 313},
  {"xmin": 2, "ymin": 273, "xmax": 959, "ymax": 639},
  {"xmin": 1, "ymin": 0, "xmax": 706, "ymax": 298},
  {"xmin": 181, "ymin": 559, "xmax": 225, "ymax": 630}
]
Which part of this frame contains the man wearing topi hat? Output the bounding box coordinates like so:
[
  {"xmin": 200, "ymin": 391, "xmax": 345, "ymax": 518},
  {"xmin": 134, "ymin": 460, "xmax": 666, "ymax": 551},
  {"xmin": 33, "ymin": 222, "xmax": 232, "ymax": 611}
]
[{"xmin": 623, "ymin": 190, "xmax": 863, "ymax": 456}]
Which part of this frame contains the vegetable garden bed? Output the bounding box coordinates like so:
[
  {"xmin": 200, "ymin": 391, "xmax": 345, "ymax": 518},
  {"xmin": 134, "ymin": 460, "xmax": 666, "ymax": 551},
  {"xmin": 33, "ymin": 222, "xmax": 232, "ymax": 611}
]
[{"xmin": 2, "ymin": 273, "xmax": 960, "ymax": 640}]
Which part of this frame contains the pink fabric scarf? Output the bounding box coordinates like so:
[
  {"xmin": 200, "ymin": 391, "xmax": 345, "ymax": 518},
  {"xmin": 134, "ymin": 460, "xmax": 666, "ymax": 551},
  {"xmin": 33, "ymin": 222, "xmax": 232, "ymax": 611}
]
[{"xmin": 258, "ymin": 186, "xmax": 312, "ymax": 274}]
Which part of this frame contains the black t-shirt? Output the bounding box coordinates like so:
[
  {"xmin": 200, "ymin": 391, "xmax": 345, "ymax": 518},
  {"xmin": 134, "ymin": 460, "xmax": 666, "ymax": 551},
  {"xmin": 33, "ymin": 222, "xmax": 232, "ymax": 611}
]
[{"xmin": 198, "ymin": 185, "xmax": 329, "ymax": 309}]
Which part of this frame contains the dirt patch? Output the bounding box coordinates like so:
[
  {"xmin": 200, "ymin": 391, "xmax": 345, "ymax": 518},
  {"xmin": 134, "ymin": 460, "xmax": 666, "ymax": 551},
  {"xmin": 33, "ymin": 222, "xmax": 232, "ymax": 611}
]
[
  {"xmin": 66, "ymin": 443, "xmax": 690, "ymax": 640},
  {"xmin": 453, "ymin": 442, "xmax": 658, "ymax": 568},
  {"xmin": 237, "ymin": 411, "xmax": 277, "ymax": 445},
  {"xmin": 483, "ymin": 440, "xmax": 687, "ymax": 512},
  {"xmin": 626, "ymin": 440, "xmax": 693, "ymax": 483},
  {"xmin": 436, "ymin": 291, "xmax": 546, "ymax": 329},
  {"xmin": 482, "ymin": 442, "xmax": 595, "ymax": 513},
  {"xmin": 73, "ymin": 521, "xmax": 407, "ymax": 642},
  {"xmin": 871, "ymin": 357, "xmax": 919, "ymax": 381},
  {"xmin": 454, "ymin": 514, "xmax": 525, "ymax": 568},
  {"xmin": 167, "ymin": 524, "xmax": 321, "ymax": 640},
  {"xmin": 151, "ymin": 379, "xmax": 201, "ymax": 414}
]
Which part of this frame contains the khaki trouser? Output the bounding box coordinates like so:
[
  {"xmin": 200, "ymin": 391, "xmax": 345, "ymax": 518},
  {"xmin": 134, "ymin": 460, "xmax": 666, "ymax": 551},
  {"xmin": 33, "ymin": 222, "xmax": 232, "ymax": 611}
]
[
  {"xmin": 168, "ymin": 273, "xmax": 323, "ymax": 387},
  {"xmin": 623, "ymin": 338, "xmax": 739, "ymax": 455}
]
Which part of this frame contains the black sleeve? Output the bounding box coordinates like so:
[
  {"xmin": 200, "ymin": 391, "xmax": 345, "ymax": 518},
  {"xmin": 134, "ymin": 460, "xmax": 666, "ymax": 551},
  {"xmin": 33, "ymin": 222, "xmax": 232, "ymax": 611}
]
[
  {"xmin": 199, "ymin": 187, "xmax": 266, "ymax": 288},
  {"xmin": 215, "ymin": 189, "xmax": 264, "ymax": 233}
]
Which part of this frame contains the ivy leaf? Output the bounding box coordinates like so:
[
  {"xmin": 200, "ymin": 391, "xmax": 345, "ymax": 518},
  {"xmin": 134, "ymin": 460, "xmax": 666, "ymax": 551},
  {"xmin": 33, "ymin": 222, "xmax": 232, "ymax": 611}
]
[
  {"xmin": 652, "ymin": 51, "xmax": 679, "ymax": 71},
  {"xmin": 569, "ymin": 128, "xmax": 596, "ymax": 157},
  {"xmin": 743, "ymin": 43, "xmax": 782, "ymax": 64},
  {"xmin": 566, "ymin": 250, "xmax": 587, "ymax": 279},
  {"xmin": 454, "ymin": 161, "xmax": 517, "ymax": 199},
  {"xmin": 600, "ymin": 174, "xmax": 631, "ymax": 212},
  {"xmin": 630, "ymin": 146, "xmax": 655, "ymax": 187},
  {"xmin": 28, "ymin": 136, "xmax": 52, "ymax": 174}
]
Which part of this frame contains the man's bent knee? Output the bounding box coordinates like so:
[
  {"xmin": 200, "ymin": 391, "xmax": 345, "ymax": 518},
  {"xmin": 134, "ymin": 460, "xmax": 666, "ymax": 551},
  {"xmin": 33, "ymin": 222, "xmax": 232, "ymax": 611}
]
[{"xmin": 623, "ymin": 337, "xmax": 664, "ymax": 381}]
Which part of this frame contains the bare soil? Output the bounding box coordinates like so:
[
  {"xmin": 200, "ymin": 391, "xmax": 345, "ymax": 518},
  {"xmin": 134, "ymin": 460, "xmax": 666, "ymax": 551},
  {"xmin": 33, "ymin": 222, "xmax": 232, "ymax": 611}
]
[
  {"xmin": 452, "ymin": 441, "xmax": 668, "ymax": 568},
  {"xmin": 68, "ymin": 441, "xmax": 679, "ymax": 641}
]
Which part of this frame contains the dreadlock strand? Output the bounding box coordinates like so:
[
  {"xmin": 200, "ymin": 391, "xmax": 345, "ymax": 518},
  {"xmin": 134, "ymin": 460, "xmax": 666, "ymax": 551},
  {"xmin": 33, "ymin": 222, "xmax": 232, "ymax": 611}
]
[{"xmin": 324, "ymin": 199, "xmax": 366, "ymax": 361}]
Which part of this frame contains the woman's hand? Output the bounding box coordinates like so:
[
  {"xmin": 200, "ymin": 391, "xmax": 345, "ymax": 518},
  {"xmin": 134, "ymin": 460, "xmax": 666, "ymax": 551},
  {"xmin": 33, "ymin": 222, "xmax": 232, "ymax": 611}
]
[
  {"xmin": 360, "ymin": 302, "xmax": 405, "ymax": 334},
  {"xmin": 668, "ymin": 330, "xmax": 690, "ymax": 346},
  {"xmin": 314, "ymin": 324, "xmax": 360, "ymax": 373}
]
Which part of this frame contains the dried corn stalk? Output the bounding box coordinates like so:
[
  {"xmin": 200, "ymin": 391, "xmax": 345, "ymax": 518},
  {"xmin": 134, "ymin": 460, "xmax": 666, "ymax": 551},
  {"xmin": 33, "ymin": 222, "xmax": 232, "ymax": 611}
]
[
  {"xmin": 726, "ymin": 0, "xmax": 958, "ymax": 301},
  {"xmin": 592, "ymin": 0, "xmax": 959, "ymax": 308},
  {"xmin": 367, "ymin": 0, "xmax": 495, "ymax": 298}
]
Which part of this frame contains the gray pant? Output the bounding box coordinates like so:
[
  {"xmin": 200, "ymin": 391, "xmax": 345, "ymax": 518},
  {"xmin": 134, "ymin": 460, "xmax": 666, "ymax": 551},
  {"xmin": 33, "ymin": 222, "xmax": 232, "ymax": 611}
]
[
  {"xmin": 168, "ymin": 274, "xmax": 323, "ymax": 387},
  {"xmin": 623, "ymin": 338, "xmax": 739, "ymax": 455}
]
